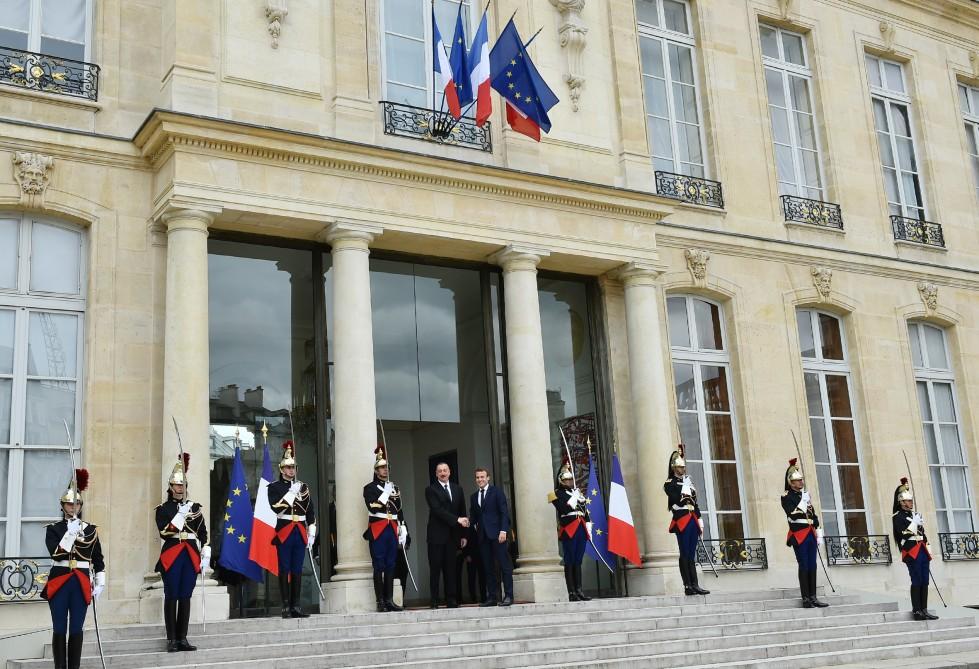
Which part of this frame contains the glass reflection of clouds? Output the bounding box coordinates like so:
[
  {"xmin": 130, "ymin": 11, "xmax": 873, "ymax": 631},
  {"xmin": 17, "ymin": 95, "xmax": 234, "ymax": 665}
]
[{"xmin": 539, "ymin": 279, "xmax": 595, "ymax": 421}]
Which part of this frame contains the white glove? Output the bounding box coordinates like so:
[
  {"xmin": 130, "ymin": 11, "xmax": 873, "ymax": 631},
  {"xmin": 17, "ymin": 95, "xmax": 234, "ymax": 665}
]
[
  {"xmin": 799, "ymin": 490, "xmax": 811, "ymax": 512},
  {"xmin": 178, "ymin": 501, "xmax": 193, "ymax": 515},
  {"xmin": 92, "ymin": 571, "xmax": 105, "ymax": 600},
  {"xmin": 289, "ymin": 481, "xmax": 302, "ymax": 495},
  {"xmin": 680, "ymin": 475, "xmax": 693, "ymax": 497},
  {"xmin": 59, "ymin": 521, "xmax": 82, "ymax": 553},
  {"xmin": 398, "ymin": 524, "xmax": 407, "ymax": 546},
  {"xmin": 200, "ymin": 545, "xmax": 211, "ymax": 572},
  {"xmin": 585, "ymin": 522, "xmax": 594, "ymax": 539},
  {"xmin": 909, "ymin": 512, "xmax": 924, "ymax": 534},
  {"xmin": 697, "ymin": 518, "xmax": 704, "ymax": 532},
  {"xmin": 569, "ymin": 488, "xmax": 585, "ymax": 507},
  {"xmin": 307, "ymin": 523, "xmax": 317, "ymax": 546},
  {"xmin": 67, "ymin": 518, "xmax": 82, "ymax": 534},
  {"xmin": 815, "ymin": 528, "xmax": 824, "ymax": 546},
  {"xmin": 378, "ymin": 481, "xmax": 395, "ymax": 505}
]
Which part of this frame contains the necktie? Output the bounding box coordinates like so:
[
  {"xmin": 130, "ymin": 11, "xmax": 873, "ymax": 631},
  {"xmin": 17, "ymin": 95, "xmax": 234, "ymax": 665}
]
[
  {"xmin": 479, "ymin": 488, "xmax": 485, "ymax": 507},
  {"xmin": 444, "ymin": 483, "xmax": 451, "ymax": 501}
]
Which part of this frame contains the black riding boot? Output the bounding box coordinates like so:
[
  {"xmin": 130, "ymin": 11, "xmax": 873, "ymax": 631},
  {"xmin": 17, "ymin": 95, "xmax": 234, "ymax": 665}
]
[
  {"xmin": 808, "ymin": 570, "xmax": 829, "ymax": 607},
  {"xmin": 911, "ymin": 586, "xmax": 925, "ymax": 620},
  {"xmin": 290, "ymin": 575, "xmax": 310, "ymax": 618},
  {"xmin": 373, "ymin": 572, "xmax": 385, "ymax": 612},
  {"xmin": 66, "ymin": 633, "xmax": 83, "ymax": 669},
  {"xmin": 573, "ymin": 564, "xmax": 591, "ymax": 601},
  {"xmin": 175, "ymin": 598, "xmax": 197, "ymax": 651},
  {"xmin": 383, "ymin": 570, "xmax": 403, "ymax": 612},
  {"xmin": 688, "ymin": 559, "xmax": 710, "ymax": 595},
  {"xmin": 164, "ymin": 599, "xmax": 179, "ymax": 652},
  {"xmin": 565, "ymin": 564, "xmax": 579, "ymax": 601},
  {"xmin": 799, "ymin": 567, "xmax": 811, "ymax": 607},
  {"xmin": 680, "ymin": 558, "xmax": 694, "ymax": 595},
  {"xmin": 278, "ymin": 573, "xmax": 291, "ymax": 618},
  {"xmin": 52, "ymin": 632, "xmax": 67, "ymax": 669},
  {"xmin": 921, "ymin": 585, "xmax": 939, "ymax": 620}
]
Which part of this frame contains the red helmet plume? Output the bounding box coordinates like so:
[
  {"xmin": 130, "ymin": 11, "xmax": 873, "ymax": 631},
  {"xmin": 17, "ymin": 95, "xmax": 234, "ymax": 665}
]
[
  {"xmin": 181, "ymin": 452, "xmax": 191, "ymax": 473},
  {"xmin": 900, "ymin": 477, "xmax": 908, "ymax": 485},
  {"xmin": 75, "ymin": 468, "xmax": 89, "ymax": 493}
]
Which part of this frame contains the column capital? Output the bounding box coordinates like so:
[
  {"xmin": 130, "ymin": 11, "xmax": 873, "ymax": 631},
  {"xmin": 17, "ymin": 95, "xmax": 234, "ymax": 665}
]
[
  {"xmin": 489, "ymin": 244, "xmax": 551, "ymax": 272},
  {"xmin": 614, "ymin": 262, "xmax": 666, "ymax": 287},
  {"xmin": 160, "ymin": 208, "xmax": 216, "ymax": 234},
  {"xmin": 319, "ymin": 219, "xmax": 383, "ymax": 249}
]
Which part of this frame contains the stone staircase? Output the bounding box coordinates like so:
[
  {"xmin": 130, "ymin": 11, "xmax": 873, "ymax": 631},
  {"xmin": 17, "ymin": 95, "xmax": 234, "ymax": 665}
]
[{"xmin": 10, "ymin": 588, "xmax": 979, "ymax": 669}]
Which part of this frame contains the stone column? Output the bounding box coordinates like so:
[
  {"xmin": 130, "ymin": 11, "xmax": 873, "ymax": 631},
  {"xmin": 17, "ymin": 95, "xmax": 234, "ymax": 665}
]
[
  {"xmin": 618, "ymin": 263, "xmax": 677, "ymax": 595},
  {"xmin": 321, "ymin": 220, "xmax": 382, "ymax": 613},
  {"xmin": 490, "ymin": 245, "xmax": 565, "ymax": 603}
]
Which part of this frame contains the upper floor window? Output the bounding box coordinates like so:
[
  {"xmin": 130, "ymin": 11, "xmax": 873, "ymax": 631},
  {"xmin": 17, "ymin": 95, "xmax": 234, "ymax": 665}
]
[
  {"xmin": 759, "ymin": 24, "xmax": 824, "ymax": 200},
  {"xmin": 0, "ymin": 0, "xmax": 93, "ymax": 61},
  {"xmin": 959, "ymin": 83, "xmax": 979, "ymax": 205},
  {"xmin": 636, "ymin": 0, "xmax": 708, "ymax": 178},
  {"xmin": 908, "ymin": 322, "xmax": 975, "ymax": 534},
  {"xmin": 866, "ymin": 55, "xmax": 926, "ymax": 221},
  {"xmin": 667, "ymin": 295, "xmax": 746, "ymax": 540},
  {"xmin": 380, "ymin": 0, "xmax": 472, "ymax": 110},
  {"xmin": 0, "ymin": 214, "xmax": 86, "ymax": 557},
  {"xmin": 797, "ymin": 310, "xmax": 869, "ymax": 538}
]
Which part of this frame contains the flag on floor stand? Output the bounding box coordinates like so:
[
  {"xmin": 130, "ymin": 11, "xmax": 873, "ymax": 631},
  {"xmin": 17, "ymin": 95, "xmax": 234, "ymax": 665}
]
[
  {"xmin": 468, "ymin": 8, "xmax": 492, "ymax": 126},
  {"xmin": 248, "ymin": 443, "xmax": 279, "ymax": 575},
  {"xmin": 449, "ymin": 3, "xmax": 473, "ymax": 108},
  {"xmin": 217, "ymin": 446, "xmax": 265, "ymax": 581},
  {"xmin": 584, "ymin": 453, "xmax": 616, "ymax": 572},
  {"xmin": 433, "ymin": 6, "xmax": 462, "ymax": 118},
  {"xmin": 488, "ymin": 18, "xmax": 560, "ymax": 141},
  {"xmin": 608, "ymin": 454, "xmax": 642, "ymax": 566}
]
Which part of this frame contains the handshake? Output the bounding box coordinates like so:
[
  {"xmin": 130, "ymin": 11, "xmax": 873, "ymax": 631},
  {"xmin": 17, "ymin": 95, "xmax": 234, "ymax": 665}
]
[{"xmin": 457, "ymin": 517, "xmax": 471, "ymax": 528}]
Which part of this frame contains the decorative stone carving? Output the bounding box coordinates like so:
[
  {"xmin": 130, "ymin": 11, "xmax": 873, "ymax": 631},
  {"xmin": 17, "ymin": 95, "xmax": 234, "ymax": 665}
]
[
  {"xmin": 970, "ymin": 51, "xmax": 979, "ymax": 79},
  {"xmin": 549, "ymin": 0, "xmax": 588, "ymax": 112},
  {"xmin": 917, "ymin": 281, "xmax": 938, "ymax": 313},
  {"xmin": 12, "ymin": 151, "xmax": 54, "ymax": 208},
  {"xmin": 879, "ymin": 21, "xmax": 896, "ymax": 52},
  {"xmin": 811, "ymin": 266, "xmax": 833, "ymax": 302},
  {"xmin": 776, "ymin": 0, "xmax": 794, "ymax": 19},
  {"xmin": 266, "ymin": 0, "xmax": 288, "ymax": 49},
  {"xmin": 684, "ymin": 249, "xmax": 710, "ymax": 285}
]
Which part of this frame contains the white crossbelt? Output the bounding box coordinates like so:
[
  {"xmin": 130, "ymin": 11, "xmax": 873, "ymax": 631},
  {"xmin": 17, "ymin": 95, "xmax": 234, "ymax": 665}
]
[
  {"xmin": 176, "ymin": 532, "xmax": 198, "ymax": 540},
  {"xmin": 907, "ymin": 534, "xmax": 924, "ymax": 542},
  {"xmin": 561, "ymin": 511, "xmax": 585, "ymax": 518},
  {"xmin": 672, "ymin": 504, "xmax": 695, "ymax": 511},
  {"xmin": 52, "ymin": 560, "xmax": 90, "ymax": 568},
  {"xmin": 788, "ymin": 518, "xmax": 812, "ymax": 525},
  {"xmin": 276, "ymin": 513, "xmax": 306, "ymax": 521},
  {"xmin": 368, "ymin": 512, "xmax": 397, "ymax": 520}
]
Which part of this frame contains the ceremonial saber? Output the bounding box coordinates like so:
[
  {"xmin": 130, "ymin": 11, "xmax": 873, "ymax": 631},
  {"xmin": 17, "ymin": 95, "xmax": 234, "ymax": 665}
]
[
  {"xmin": 674, "ymin": 419, "xmax": 718, "ymax": 579},
  {"xmin": 557, "ymin": 426, "xmax": 615, "ymax": 574},
  {"xmin": 91, "ymin": 597, "xmax": 107, "ymax": 669},
  {"xmin": 790, "ymin": 431, "xmax": 836, "ymax": 593},
  {"xmin": 287, "ymin": 409, "xmax": 327, "ymax": 602},
  {"xmin": 172, "ymin": 417, "xmax": 206, "ymax": 632},
  {"xmin": 378, "ymin": 418, "xmax": 418, "ymax": 592},
  {"xmin": 901, "ymin": 450, "xmax": 948, "ymax": 608}
]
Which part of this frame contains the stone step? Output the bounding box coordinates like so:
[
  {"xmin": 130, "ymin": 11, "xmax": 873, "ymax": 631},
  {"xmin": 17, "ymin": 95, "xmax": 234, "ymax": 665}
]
[{"xmin": 831, "ymin": 649, "xmax": 979, "ymax": 669}]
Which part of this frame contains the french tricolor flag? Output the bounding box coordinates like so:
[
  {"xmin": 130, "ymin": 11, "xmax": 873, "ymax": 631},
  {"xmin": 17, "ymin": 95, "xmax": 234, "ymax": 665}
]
[
  {"xmin": 248, "ymin": 444, "xmax": 279, "ymax": 575},
  {"xmin": 468, "ymin": 9, "xmax": 491, "ymax": 127},
  {"xmin": 608, "ymin": 454, "xmax": 642, "ymax": 566},
  {"xmin": 433, "ymin": 10, "xmax": 462, "ymax": 119}
]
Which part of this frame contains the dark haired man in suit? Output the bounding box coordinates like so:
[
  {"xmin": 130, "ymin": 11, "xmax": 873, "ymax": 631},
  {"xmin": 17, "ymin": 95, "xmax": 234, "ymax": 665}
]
[
  {"xmin": 470, "ymin": 467, "xmax": 514, "ymax": 606},
  {"xmin": 425, "ymin": 462, "xmax": 468, "ymax": 608}
]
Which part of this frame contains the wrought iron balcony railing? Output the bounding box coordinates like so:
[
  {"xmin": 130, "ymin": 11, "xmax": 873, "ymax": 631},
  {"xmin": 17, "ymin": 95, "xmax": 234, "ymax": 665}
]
[
  {"xmin": 938, "ymin": 532, "xmax": 979, "ymax": 561},
  {"xmin": 824, "ymin": 535, "xmax": 892, "ymax": 566},
  {"xmin": 695, "ymin": 537, "xmax": 768, "ymax": 570},
  {"xmin": 381, "ymin": 101, "xmax": 492, "ymax": 153},
  {"xmin": 0, "ymin": 45, "xmax": 99, "ymax": 101},
  {"xmin": 891, "ymin": 214, "xmax": 945, "ymax": 248},
  {"xmin": 655, "ymin": 171, "xmax": 724, "ymax": 209},
  {"xmin": 0, "ymin": 557, "xmax": 50, "ymax": 603},
  {"xmin": 781, "ymin": 195, "xmax": 844, "ymax": 230}
]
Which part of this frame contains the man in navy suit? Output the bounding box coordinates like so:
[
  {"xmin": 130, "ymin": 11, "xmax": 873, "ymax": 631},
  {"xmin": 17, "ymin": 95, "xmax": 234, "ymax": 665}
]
[{"xmin": 469, "ymin": 467, "xmax": 514, "ymax": 606}]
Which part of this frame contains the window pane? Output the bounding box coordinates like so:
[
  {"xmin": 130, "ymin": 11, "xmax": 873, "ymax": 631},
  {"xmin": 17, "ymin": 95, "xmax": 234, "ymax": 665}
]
[
  {"xmin": 663, "ymin": 0, "xmax": 689, "ymax": 34},
  {"xmin": 668, "ymin": 43, "xmax": 695, "ymax": 85},
  {"xmin": 940, "ymin": 425, "xmax": 964, "ymax": 465},
  {"xmin": 677, "ymin": 122, "xmax": 703, "ymax": 164},
  {"xmin": 825, "ymin": 375, "xmax": 852, "ymax": 417},
  {"xmin": 837, "ymin": 465, "xmax": 865, "ymax": 509},
  {"xmin": 883, "ymin": 61, "xmax": 904, "ymax": 93},
  {"xmin": 832, "ymin": 420, "xmax": 858, "ymax": 463},
  {"xmin": 0, "ymin": 309, "xmax": 13, "ymax": 374},
  {"xmin": 643, "ymin": 76, "xmax": 669, "ymax": 117},
  {"xmin": 891, "ymin": 104, "xmax": 911, "ymax": 138},
  {"xmin": 959, "ymin": 84, "xmax": 970, "ymax": 114},
  {"xmin": 951, "ymin": 511, "xmax": 971, "ymax": 534},
  {"xmin": 923, "ymin": 326, "xmax": 947, "ymax": 369},
  {"xmin": 678, "ymin": 411, "xmax": 702, "ymax": 460},
  {"xmin": 933, "ymin": 383, "xmax": 956, "ymax": 423},
  {"xmin": 930, "ymin": 466, "xmax": 945, "ymax": 507},
  {"xmin": 810, "ymin": 417, "xmax": 829, "ymax": 462},
  {"xmin": 30, "ymin": 224, "xmax": 81, "ymax": 295},
  {"xmin": 760, "ymin": 25, "xmax": 779, "ymax": 59},
  {"xmin": 687, "ymin": 462, "xmax": 706, "ymax": 501},
  {"xmin": 908, "ymin": 324, "xmax": 923, "ymax": 367},
  {"xmin": 20, "ymin": 522, "xmax": 49, "ymax": 557},
  {"xmin": 790, "ymin": 78, "xmax": 813, "ymax": 117},
  {"xmin": 866, "ymin": 55, "xmax": 881, "ymax": 88},
  {"xmin": 771, "ymin": 106, "xmax": 791, "ymax": 144},
  {"xmin": 883, "ymin": 168, "xmax": 900, "ymax": 204},
  {"xmin": 386, "ymin": 82, "xmax": 426, "ymax": 108},
  {"xmin": 0, "ymin": 219, "xmax": 17, "ymax": 289},
  {"xmin": 41, "ymin": 0, "xmax": 86, "ymax": 42},
  {"xmin": 775, "ymin": 145, "xmax": 795, "ymax": 187},
  {"xmin": 693, "ymin": 300, "xmax": 723, "ymax": 350},
  {"xmin": 673, "ymin": 363, "xmax": 697, "ymax": 410},
  {"xmin": 844, "ymin": 512, "xmax": 868, "ymax": 537},
  {"xmin": 640, "ymin": 37, "xmax": 665, "ymax": 79},
  {"xmin": 821, "ymin": 510, "xmax": 839, "ymax": 537},
  {"xmin": 25, "ymin": 380, "xmax": 76, "ymax": 444},
  {"xmin": 39, "ymin": 36, "xmax": 85, "ymax": 61},
  {"xmin": 635, "ymin": 0, "xmax": 659, "ymax": 26},
  {"xmin": 816, "ymin": 463, "xmax": 837, "ymax": 510},
  {"xmin": 22, "ymin": 450, "xmax": 73, "ymax": 516},
  {"xmin": 706, "ymin": 413, "xmax": 735, "ymax": 460},
  {"xmin": 946, "ymin": 468, "xmax": 970, "ymax": 508},
  {"xmin": 872, "ymin": 99, "xmax": 889, "ymax": 132},
  {"xmin": 701, "ymin": 366, "xmax": 730, "ymax": 412},
  {"xmin": 716, "ymin": 513, "xmax": 744, "ymax": 541},
  {"xmin": 818, "ymin": 313, "xmax": 844, "ymax": 360},
  {"xmin": 0, "ymin": 450, "xmax": 6, "ymax": 516},
  {"xmin": 781, "ymin": 32, "xmax": 805, "ymax": 66},
  {"xmin": 901, "ymin": 173, "xmax": 921, "ymax": 210},
  {"xmin": 648, "ymin": 116, "xmax": 673, "ymax": 161},
  {"xmin": 916, "ymin": 381, "xmax": 931, "ymax": 421},
  {"xmin": 385, "ymin": 34, "xmax": 427, "ymax": 88},
  {"xmin": 384, "ymin": 0, "xmax": 424, "ymax": 37},
  {"xmin": 27, "ymin": 313, "xmax": 78, "ymax": 378},
  {"xmin": 797, "ymin": 312, "xmax": 815, "ymax": 359},
  {"xmin": 795, "ymin": 110, "xmax": 816, "ymax": 150},
  {"xmin": 765, "ymin": 68, "xmax": 786, "ymax": 108},
  {"xmin": 667, "ymin": 297, "xmax": 690, "ymax": 348},
  {"xmin": 923, "ymin": 425, "xmax": 939, "ymax": 464},
  {"xmin": 672, "ymin": 83, "xmax": 699, "ymax": 124},
  {"xmin": 712, "ymin": 462, "xmax": 741, "ymax": 510},
  {"xmin": 0, "ymin": 380, "xmax": 10, "ymax": 444},
  {"xmin": 800, "ymin": 149, "xmax": 821, "ymax": 188},
  {"xmin": 804, "ymin": 372, "xmax": 822, "ymax": 415},
  {"xmin": 937, "ymin": 511, "xmax": 950, "ymax": 535},
  {"xmin": 896, "ymin": 137, "xmax": 917, "ymax": 172}
]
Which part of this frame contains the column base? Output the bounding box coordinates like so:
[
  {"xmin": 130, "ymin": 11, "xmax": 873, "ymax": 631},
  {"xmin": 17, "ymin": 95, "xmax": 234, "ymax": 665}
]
[
  {"xmin": 321, "ymin": 577, "xmax": 377, "ymax": 614},
  {"xmin": 137, "ymin": 571, "xmax": 230, "ymax": 624},
  {"xmin": 625, "ymin": 563, "xmax": 680, "ymax": 597},
  {"xmin": 513, "ymin": 569, "xmax": 567, "ymax": 604}
]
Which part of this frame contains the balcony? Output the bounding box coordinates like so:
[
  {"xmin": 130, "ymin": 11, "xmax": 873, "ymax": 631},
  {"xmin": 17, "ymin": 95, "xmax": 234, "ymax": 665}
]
[
  {"xmin": 381, "ymin": 101, "xmax": 492, "ymax": 153},
  {"xmin": 655, "ymin": 171, "xmax": 724, "ymax": 209},
  {"xmin": 0, "ymin": 556, "xmax": 50, "ymax": 603},
  {"xmin": 781, "ymin": 195, "xmax": 844, "ymax": 230},
  {"xmin": 891, "ymin": 214, "xmax": 945, "ymax": 248},
  {"xmin": 824, "ymin": 535, "xmax": 892, "ymax": 566},
  {"xmin": 695, "ymin": 537, "xmax": 768, "ymax": 571},
  {"xmin": 0, "ymin": 45, "xmax": 99, "ymax": 101},
  {"xmin": 938, "ymin": 532, "xmax": 979, "ymax": 561}
]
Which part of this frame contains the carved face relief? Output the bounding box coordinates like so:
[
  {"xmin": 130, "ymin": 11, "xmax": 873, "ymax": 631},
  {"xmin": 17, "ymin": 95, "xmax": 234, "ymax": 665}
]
[
  {"xmin": 684, "ymin": 248, "xmax": 710, "ymax": 284},
  {"xmin": 917, "ymin": 281, "xmax": 938, "ymax": 312},
  {"xmin": 13, "ymin": 151, "xmax": 54, "ymax": 196},
  {"xmin": 811, "ymin": 266, "xmax": 833, "ymax": 301}
]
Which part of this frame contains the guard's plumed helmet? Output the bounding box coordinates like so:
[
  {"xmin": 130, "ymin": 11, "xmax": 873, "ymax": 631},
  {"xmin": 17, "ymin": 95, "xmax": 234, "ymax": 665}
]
[
  {"xmin": 893, "ymin": 477, "xmax": 913, "ymax": 512},
  {"xmin": 169, "ymin": 453, "xmax": 190, "ymax": 485},
  {"xmin": 667, "ymin": 445, "xmax": 686, "ymax": 478},
  {"xmin": 374, "ymin": 443, "xmax": 387, "ymax": 470},
  {"xmin": 559, "ymin": 463, "xmax": 574, "ymax": 482},
  {"xmin": 279, "ymin": 440, "xmax": 296, "ymax": 469},
  {"xmin": 784, "ymin": 458, "xmax": 803, "ymax": 491},
  {"xmin": 60, "ymin": 468, "xmax": 88, "ymax": 504}
]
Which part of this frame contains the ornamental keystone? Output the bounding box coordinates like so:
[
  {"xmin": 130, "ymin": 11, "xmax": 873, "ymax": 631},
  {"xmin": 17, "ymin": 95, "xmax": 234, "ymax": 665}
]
[
  {"xmin": 917, "ymin": 281, "xmax": 938, "ymax": 313},
  {"xmin": 684, "ymin": 249, "xmax": 710, "ymax": 286},
  {"xmin": 811, "ymin": 266, "xmax": 833, "ymax": 302},
  {"xmin": 266, "ymin": 0, "xmax": 288, "ymax": 49},
  {"xmin": 12, "ymin": 151, "xmax": 54, "ymax": 208}
]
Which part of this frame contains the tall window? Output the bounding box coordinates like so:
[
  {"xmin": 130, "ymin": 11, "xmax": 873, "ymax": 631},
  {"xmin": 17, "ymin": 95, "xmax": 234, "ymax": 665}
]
[
  {"xmin": 759, "ymin": 24, "xmax": 824, "ymax": 200},
  {"xmin": 667, "ymin": 295, "xmax": 745, "ymax": 539},
  {"xmin": 908, "ymin": 322, "xmax": 975, "ymax": 534},
  {"xmin": 959, "ymin": 82, "xmax": 979, "ymax": 204},
  {"xmin": 866, "ymin": 55, "xmax": 925, "ymax": 220},
  {"xmin": 636, "ymin": 0, "xmax": 708, "ymax": 178},
  {"xmin": 0, "ymin": 214, "xmax": 86, "ymax": 557},
  {"xmin": 380, "ymin": 0, "xmax": 471, "ymax": 109},
  {"xmin": 797, "ymin": 310, "xmax": 868, "ymax": 537},
  {"xmin": 0, "ymin": 0, "xmax": 93, "ymax": 60}
]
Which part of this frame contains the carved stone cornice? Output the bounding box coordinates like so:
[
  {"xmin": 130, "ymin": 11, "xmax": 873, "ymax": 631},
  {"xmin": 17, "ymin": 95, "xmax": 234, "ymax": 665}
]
[
  {"xmin": 549, "ymin": 0, "xmax": 588, "ymax": 112},
  {"xmin": 12, "ymin": 151, "xmax": 54, "ymax": 208},
  {"xmin": 266, "ymin": 0, "xmax": 288, "ymax": 49}
]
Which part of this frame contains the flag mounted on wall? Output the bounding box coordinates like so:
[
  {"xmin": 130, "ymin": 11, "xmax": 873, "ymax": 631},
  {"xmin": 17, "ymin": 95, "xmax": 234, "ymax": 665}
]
[{"xmin": 433, "ymin": 6, "xmax": 462, "ymax": 119}]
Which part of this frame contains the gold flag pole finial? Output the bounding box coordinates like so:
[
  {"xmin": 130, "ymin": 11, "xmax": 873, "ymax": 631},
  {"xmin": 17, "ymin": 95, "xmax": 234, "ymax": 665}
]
[{"xmin": 261, "ymin": 420, "xmax": 268, "ymax": 445}]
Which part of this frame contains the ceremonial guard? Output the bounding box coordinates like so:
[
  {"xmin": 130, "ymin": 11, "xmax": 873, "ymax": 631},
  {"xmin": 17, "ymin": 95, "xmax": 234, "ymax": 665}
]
[
  {"xmin": 268, "ymin": 440, "xmax": 316, "ymax": 618},
  {"xmin": 42, "ymin": 469, "xmax": 105, "ymax": 669},
  {"xmin": 664, "ymin": 446, "xmax": 709, "ymax": 596},
  {"xmin": 781, "ymin": 458, "xmax": 828, "ymax": 608},
  {"xmin": 893, "ymin": 477, "xmax": 938, "ymax": 620},
  {"xmin": 549, "ymin": 464, "xmax": 592, "ymax": 602},
  {"xmin": 155, "ymin": 455, "xmax": 209, "ymax": 652},
  {"xmin": 363, "ymin": 445, "xmax": 406, "ymax": 612}
]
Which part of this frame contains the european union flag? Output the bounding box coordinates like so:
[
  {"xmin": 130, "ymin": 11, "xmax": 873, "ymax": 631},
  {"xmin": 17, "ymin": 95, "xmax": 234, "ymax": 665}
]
[
  {"xmin": 489, "ymin": 18, "xmax": 560, "ymax": 140},
  {"xmin": 217, "ymin": 446, "xmax": 264, "ymax": 582},
  {"xmin": 449, "ymin": 3, "xmax": 473, "ymax": 107},
  {"xmin": 584, "ymin": 453, "xmax": 615, "ymax": 572}
]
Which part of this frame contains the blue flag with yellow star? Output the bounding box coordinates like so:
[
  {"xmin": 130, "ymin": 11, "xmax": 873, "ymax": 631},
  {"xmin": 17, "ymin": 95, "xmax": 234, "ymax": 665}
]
[
  {"xmin": 584, "ymin": 453, "xmax": 615, "ymax": 572},
  {"xmin": 217, "ymin": 446, "xmax": 264, "ymax": 581}
]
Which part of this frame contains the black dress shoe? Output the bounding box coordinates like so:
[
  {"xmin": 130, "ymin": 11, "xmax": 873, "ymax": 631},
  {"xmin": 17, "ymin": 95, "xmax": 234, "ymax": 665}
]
[
  {"xmin": 574, "ymin": 590, "xmax": 592, "ymax": 602},
  {"xmin": 429, "ymin": 601, "xmax": 440, "ymax": 609},
  {"xmin": 166, "ymin": 640, "xmax": 180, "ymax": 653},
  {"xmin": 809, "ymin": 597, "xmax": 829, "ymax": 608},
  {"xmin": 176, "ymin": 639, "xmax": 197, "ymax": 652},
  {"xmin": 691, "ymin": 585, "xmax": 710, "ymax": 595},
  {"xmin": 290, "ymin": 607, "xmax": 311, "ymax": 618},
  {"xmin": 568, "ymin": 592, "xmax": 581, "ymax": 602},
  {"xmin": 684, "ymin": 587, "xmax": 696, "ymax": 596},
  {"xmin": 479, "ymin": 599, "xmax": 498, "ymax": 607},
  {"xmin": 922, "ymin": 610, "xmax": 939, "ymax": 620},
  {"xmin": 499, "ymin": 596, "xmax": 513, "ymax": 607},
  {"xmin": 446, "ymin": 600, "xmax": 460, "ymax": 608},
  {"xmin": 802, "ymin": 597, "xmax": 814, "ymax": 609},
  {"xmin": 913, "ymin": 610, "xmax": 927, "ymax": 621},
  {"xmin": 384, "ymin": 600, "xmax": 404, "ymax": 612}
]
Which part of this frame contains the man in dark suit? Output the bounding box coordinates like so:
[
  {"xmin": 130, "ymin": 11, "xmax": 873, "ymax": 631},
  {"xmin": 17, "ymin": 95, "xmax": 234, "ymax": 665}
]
[
  {"xmin": 425, "ymin": 462, "xmax": 468, "ymax": 608},
  {"xmin": 469, "ymin": 467, "xmax": 514, "ymax": 606}
]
